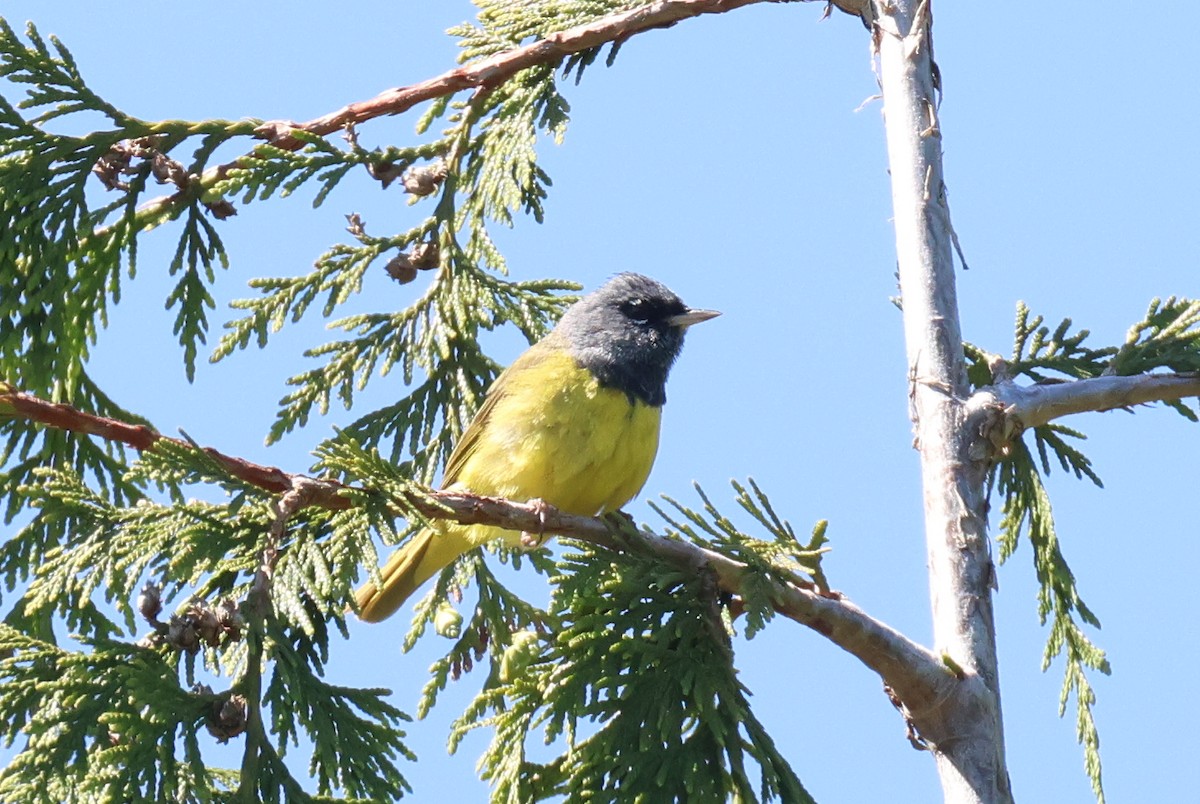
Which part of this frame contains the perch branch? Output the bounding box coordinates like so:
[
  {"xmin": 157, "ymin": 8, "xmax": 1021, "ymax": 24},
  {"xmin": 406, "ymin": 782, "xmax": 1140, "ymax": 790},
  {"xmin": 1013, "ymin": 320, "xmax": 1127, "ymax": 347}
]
[{"xmin": 1, "ymin": 383, "xmax": 954, "ymax": 716}]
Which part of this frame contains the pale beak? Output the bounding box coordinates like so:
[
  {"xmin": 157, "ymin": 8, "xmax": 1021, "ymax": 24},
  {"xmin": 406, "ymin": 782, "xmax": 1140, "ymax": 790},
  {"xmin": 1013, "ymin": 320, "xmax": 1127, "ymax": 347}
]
[{"xmin": 667, "ymin": 308, "xmax": 721, "ymax": 329}]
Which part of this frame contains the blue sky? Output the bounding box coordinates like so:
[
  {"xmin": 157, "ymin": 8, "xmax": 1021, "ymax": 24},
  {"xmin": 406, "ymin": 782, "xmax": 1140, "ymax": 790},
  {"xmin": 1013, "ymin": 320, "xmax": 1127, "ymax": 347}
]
[{"xmin": 3, "ymin": 2, "xmax": 1197, "ymax": 802}]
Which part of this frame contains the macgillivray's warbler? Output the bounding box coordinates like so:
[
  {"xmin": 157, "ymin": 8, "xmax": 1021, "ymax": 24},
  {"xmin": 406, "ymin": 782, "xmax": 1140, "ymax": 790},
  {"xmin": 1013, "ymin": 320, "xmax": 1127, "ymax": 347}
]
[{"xmin": 355, "ymin": 273, "xmax": 718, "ymax": 622}]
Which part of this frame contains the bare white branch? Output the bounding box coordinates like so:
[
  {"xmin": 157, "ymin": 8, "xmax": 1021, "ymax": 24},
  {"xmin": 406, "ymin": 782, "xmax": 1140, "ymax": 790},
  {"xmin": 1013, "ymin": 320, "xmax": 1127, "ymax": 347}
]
[
  {"xmin": 978, "ymin": 373, "xmax": 1200, "ymax": 429},
  {"xmin": 875, "ymin": 0, "xmax": 1012, "ymax": 797}
]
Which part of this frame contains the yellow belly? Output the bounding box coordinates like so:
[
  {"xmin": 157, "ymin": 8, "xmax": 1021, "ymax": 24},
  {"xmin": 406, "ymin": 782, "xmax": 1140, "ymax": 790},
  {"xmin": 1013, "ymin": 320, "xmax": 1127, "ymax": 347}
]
[
  {"xmin": 449, "ymin": 348, "xmax": 661, "ymax": 547},
  {"xmin": 356, "ymin": 342, "xmax": 669, "ymax": 621}
]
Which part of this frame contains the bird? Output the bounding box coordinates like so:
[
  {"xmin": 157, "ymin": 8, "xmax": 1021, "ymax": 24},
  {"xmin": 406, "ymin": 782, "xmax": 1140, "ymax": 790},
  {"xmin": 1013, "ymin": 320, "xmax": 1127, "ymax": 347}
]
[{"xmin": 354, "ymin": 273, "xmax": 718, "ymax": 622}]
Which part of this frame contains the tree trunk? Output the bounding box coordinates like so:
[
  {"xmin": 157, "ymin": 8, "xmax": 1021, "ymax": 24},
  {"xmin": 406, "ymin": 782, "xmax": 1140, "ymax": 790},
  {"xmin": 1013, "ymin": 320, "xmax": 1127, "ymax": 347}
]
[{"xmin": 874, "ymin": 1, "xmax": 1014, "ymax": 801}]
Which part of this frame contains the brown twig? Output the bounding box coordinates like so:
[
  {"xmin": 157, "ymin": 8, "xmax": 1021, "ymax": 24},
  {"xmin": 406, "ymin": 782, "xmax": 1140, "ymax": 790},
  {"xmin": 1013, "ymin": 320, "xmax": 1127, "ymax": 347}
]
[
  {"xmin": 1, "ymin": 386, "xmax": 317, "ymax": 502},
  {"xmin": 236, "ymin": 476, "xmax": 323, "ymax": 800},
  {"xmin": 263, "ymin": 0, "xmax": 769, "ymax": 146},
  {"xmin": 126, "ymin": 0, "xmax": 845, "ymax": 228}
]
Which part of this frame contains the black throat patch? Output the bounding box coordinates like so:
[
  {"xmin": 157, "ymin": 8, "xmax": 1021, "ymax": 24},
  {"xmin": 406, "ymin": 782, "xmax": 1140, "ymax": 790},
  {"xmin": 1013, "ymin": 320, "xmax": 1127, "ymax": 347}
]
[{"xmin": 574, "ymin": 349, "xmax": 669, "ymax": 408}]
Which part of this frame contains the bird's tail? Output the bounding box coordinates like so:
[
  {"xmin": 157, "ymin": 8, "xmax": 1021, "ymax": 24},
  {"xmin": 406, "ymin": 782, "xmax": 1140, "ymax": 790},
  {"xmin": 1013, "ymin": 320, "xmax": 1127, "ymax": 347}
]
[{"xmin": 355, "ymin": 525, "xmax": 469, "ymax": 622}]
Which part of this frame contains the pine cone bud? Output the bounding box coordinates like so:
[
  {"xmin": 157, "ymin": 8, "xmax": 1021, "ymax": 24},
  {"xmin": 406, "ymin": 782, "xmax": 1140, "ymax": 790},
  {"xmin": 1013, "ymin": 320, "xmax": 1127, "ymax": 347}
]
[
  {"xmin": 205, "ymin": 693, "xmax": 248, "ymax": 743},
  {"xmin": 166, "ymin": 614, "xmax": 200, "ymax": 654},
  {"xmin": 401, "ymin": 160, "xmax": 447, "ymax": 197},
  {"xmin": 137, "ymin": 582, "xmax": 163, "ymax": 622},
  {"xmin": 191, "ymin": 603, "xmax": 222, "ymax": 648},
  {"xmin": 409, "ymin": 241, "xmax": 439, "ymax": 271},
  {"xmin": 384, "ymin": 254, "xmax": 417, "ymax": 284},
  {"xmin": 216, "ymin": 598, "xmax": 244, "ymax": 643}
]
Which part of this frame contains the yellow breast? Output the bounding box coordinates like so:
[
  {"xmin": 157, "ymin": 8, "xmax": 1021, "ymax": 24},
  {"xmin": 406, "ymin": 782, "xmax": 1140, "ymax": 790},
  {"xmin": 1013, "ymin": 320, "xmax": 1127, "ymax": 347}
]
[{"xmin": 448, "ymin": 347, "xmax": 662, "ymax": 546}]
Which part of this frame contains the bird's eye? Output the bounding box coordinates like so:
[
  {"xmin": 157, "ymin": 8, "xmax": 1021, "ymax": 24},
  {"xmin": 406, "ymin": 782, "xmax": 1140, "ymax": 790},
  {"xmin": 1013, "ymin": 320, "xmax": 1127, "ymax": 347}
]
[{"xmin": 622, "ymin": 298, "xmax": 652, "ymax": 323}]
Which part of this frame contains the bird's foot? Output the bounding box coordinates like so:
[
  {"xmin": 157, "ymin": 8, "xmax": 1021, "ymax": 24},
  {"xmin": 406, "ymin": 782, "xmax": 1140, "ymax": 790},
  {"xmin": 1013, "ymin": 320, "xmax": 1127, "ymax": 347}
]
[{"xmin": 519, "ymin": 498, "xmax": 551, "ymax": 549}]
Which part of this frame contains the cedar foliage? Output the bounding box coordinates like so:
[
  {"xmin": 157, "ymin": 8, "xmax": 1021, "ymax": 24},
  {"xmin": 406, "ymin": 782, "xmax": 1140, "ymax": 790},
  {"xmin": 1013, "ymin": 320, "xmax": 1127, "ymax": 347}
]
[{"xmin": 0, "ymin": 2, "xmax": 1198, "ymax": 802}]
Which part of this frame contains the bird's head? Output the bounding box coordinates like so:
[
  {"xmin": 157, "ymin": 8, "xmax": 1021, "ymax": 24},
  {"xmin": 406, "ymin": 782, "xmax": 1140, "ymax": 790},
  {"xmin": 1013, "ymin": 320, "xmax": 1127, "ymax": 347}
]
[{"xmin": 555, "ymin": 273, "xmax": 719, "ymax": 406}]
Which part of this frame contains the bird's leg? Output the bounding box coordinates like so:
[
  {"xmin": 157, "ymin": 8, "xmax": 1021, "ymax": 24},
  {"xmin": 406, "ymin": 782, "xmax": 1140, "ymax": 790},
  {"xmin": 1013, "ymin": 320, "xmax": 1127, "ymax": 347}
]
[{"xmin": 519, "ymin": 498, "xmax": 551, "ymax": 549}]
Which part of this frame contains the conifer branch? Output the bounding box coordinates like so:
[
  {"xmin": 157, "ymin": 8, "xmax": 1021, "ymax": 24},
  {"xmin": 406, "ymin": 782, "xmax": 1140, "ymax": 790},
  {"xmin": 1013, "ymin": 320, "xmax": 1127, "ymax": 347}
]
[
  {"xmin": 0, "ymin": 384, "xmax": 313, "ymax": 503},
  {"xmin": 624, "ymin": 528, "xmax": 956, "ymax": 715},
  {"xmin": 237, "ymin": 626, "xmax": 266, "ymax": 803},
  {"xmin": 2, "ymin": 383, "xmax": 954, "ymax": 719},
  {"xmin": 235, "ymin": 478, "xmax": 321, "ymax": 801},
  {"xmin": 124, "ymin": 0, "xmax": 805, "ymax": 230},
  {"xmin": 978, "ymin": 373, "xmax": 1200, "ymax": 430},
  {"xmin": 274, "ymin": 0, "xmax": 770, "ymax": 142}
]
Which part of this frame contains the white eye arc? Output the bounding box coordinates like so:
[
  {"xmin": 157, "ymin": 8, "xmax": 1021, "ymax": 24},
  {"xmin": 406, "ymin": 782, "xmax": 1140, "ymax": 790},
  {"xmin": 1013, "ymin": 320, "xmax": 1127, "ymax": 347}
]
[{"xmin": 622, "ymin": 298, "xmax": 652, "ymax": 323}]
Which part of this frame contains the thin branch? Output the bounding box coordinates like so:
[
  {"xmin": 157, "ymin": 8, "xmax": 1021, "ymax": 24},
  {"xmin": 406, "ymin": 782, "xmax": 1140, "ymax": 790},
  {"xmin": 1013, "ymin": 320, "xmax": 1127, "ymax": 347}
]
[
  {"xmin": 0, "ymin": 384, "xmax": 313, "ymax": 502},
  {"xmin": 977, "ymin": 373, "xmax": 1200, "ymax": 429},
  {"xmin": 124, "ymin": 0, "xmax": 791, "ymax": 230},
  {"xmin": 237, "ymin": 615, "xmax": 266, "ymax": 804},
  {"xmin": 2, "ymin": 384, "xmax": 953, "ymax": 716},
  {"xmin": 264, "ymin": 0, "xmax": 772, "ymax": 146},
  {"xmin": 237, "ymin": 477, "xmax": 320, "ymax": 801}
]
